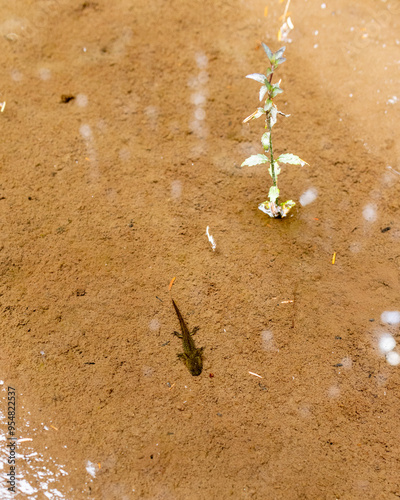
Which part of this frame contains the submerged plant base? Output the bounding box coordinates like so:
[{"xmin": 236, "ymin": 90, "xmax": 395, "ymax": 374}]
[{"xmin": 258, "ymin": 199, "xmax": 295, "ymax": 218}]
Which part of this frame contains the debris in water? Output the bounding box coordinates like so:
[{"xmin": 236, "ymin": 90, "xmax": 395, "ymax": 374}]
[
  {"xmin": 278, "ymin": 0, "xmax": 294, "ymax": 42},
  {"xmin": 168, "ymin": 277, "xmax": 176, "ymax": 291},
  {"xmin": 206, "ymin": 226, "xmax": 216, "ymax": 251}
]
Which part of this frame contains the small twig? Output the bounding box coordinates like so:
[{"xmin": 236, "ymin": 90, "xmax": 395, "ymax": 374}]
[{"xmin": 282, "ymin": 0, "xmax": 291, "ymax": 21}]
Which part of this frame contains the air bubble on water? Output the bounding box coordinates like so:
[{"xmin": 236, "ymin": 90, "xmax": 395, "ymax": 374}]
[
  {"xmin": 145, "ymin": 105, "xmax": 158, "ymax": 119},
  {"xmin": 340, "ymin": 357, "xmax": 353, "ymax": 369},
  {"xmin": 79, "ymin": 124, "xmax": 92, "ymax": 139},
  {"xmin": 190, "ymin": 92, "xmax": 206, "ymax": 106},
  {"xmin": 76, "ymin": 94, "xmax": 88, "ymax": 107},
  {"xmin": 381, "ymin": 311, "xmax": 400, "ymax": 325},
  {"xmin": 362, "ymin": 203, "xmax": 377, "ymax": 222},
  {"xmin": 349, "ymin": 242, "xmax": 362, "ymax": 253},
  {"xmin": 386, "ymin": 351, "xmax": 400, "ymax": 366},
  {"xmin": 327, "ymin": 386, "xmax": 340, "ymax": 398},
  {"xmin": 198, "ymin": 70, "xmax": 209, "ymax": 85},
  {"xmin": 38, "ymin": 68, "xmax": 51, "ymax": 81},
  {"xmin": 11, "ymin": 69, "xmax": 23, "ymax": 81},
  {"xmin": 149, "ymin": 318, "xmax": 160, "ymax": 331},
  {"xmin": 119, "ymin": 147, "xmax": 131, "ymax": 161},
  {"xmin": 194, "ymin": 108, "xmax": 206, "ymax": 120},
  {"xmin": 261, "ymin": 330, "xmax": 276, "ymax": 351},
  {"xmin": 171, "ymin": 180, "xmax": 182, "ymax": 199},
  {"xmin": 195, "ymin": 52, "xmax": 208, "ymax": 69},
  {"xmin": 187, "ymin": 76, "xmax": 199, "ymax": 88},
  {"xmin": 299, "ymin": 188, "xmax": 318, "ymax": 206},
  {"xmin": 378, "ymin": 333, "xmax": 396, "ymax": 353}
]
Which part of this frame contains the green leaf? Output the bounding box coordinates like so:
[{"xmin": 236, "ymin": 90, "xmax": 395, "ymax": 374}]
[
  {"xmin": 262, "ymin": 43, "xmax": 274, "ymax": 62},
  {"xmin": 270, "ymin": 84, "xmax": 283, "ymax": 98},
  {"xmin": 264, "ymin": 100, "xmax": 273, "ymax": 112},
  {"xmin": 275, "ymin": 57, "xmax": 286, "ymax": 66},
  {"xmin": 259, "ymin": 85, "xmax": 268, "ymax": 102},
  {"xmin": 241, "ymin": 154, "xmax": 269, "ymax": 167},
  {"xmin": 245, "ymin": 73, "xmax": 266, "ymax": 84},
  {"xmin": 277, "ymin": 153, "xmax": 309, "ymax": 166},
  {"xmin": 266, "ymin": 67, "xmax": 273, "ymax": 78},
  {"xmin": 274, "ymin": 47, "xmax": 286, "ymax": 59},
  {"xmin": 279, "ymin": 200, "xmax": 295, "ymax": 217},
  {"xmin": 261, "ymin": 132, "xmax": 270, "ymax": 150},
  {"xmin": 269, "ymin": 105, "xmax": 278, "ymax": 127},
  {"xmin": 243, "ymin": 107, "xmax": 265, "ymax": 123},
  {"xmin": 268, "ymin": 186, "xmax": 280, "ymax": 203}
]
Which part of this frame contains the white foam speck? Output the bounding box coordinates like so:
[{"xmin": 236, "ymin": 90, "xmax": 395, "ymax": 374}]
[
  {"xmin": 386, "ymin": 351, "xmax": 400, "ymax": 366},
  {"xmin": 362, "ymin": 203, "xmax": 377, "ymax": 222},
  {"xmin": 381, "ymin": 311, "xmax": 400, "ymax": 325},
  {"xmin": 387, "ymin": 96, "xmax": 398, "ymax": 105},
  {"xmin": 321, "ymin": 3, "xmax": 326, "ymax": 8},
  {"xmin": 379, "ymin": 333, "xmax": 396, "ymax": 353},
  {"xmin": 299, "ymin": 188, "xmax": 318, "ymax": 206},
  {"xmin": 86, "ymin": 460, "xmax": 97, "ymax": 478}
]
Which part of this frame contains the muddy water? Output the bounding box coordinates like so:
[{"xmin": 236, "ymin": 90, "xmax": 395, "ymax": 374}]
[{"xmin": 1, "ymin": 0, "xmax": 400, "ymax": 498}]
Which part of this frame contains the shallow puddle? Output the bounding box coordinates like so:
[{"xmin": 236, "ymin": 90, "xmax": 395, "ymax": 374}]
[{"xmin": 1, "ymin": 0, "xmax": 400, "ymax": 498}]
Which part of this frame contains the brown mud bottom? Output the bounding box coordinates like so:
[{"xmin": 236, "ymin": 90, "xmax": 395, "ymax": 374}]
[{"xmin": 0, "ymin": 0, "xmax": 400, "ymax": 498}]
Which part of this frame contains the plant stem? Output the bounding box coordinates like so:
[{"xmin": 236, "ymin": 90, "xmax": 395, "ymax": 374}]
[
  {"xmin": 267, "ymin": 68, "xmax": 277, "ymax": 189},
  {"xmin": 267, "ymin": 114, "xmax": 276, "ymax": 187}
]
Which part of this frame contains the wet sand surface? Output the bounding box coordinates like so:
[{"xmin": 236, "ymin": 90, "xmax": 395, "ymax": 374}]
[{"xmin": 1, "ymin": 0, "xmax": 400, "ymax": 498}]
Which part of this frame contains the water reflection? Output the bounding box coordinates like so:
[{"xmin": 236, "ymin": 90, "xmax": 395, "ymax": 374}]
[{"xmin": 0, "ymin": 384, "xmax": 72, "ymax": 499}]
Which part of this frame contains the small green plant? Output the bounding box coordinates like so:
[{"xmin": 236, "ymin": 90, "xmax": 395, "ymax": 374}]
[{"xmin": 242, "ymin": 43, "xmax": 308, "ymax": 218}]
